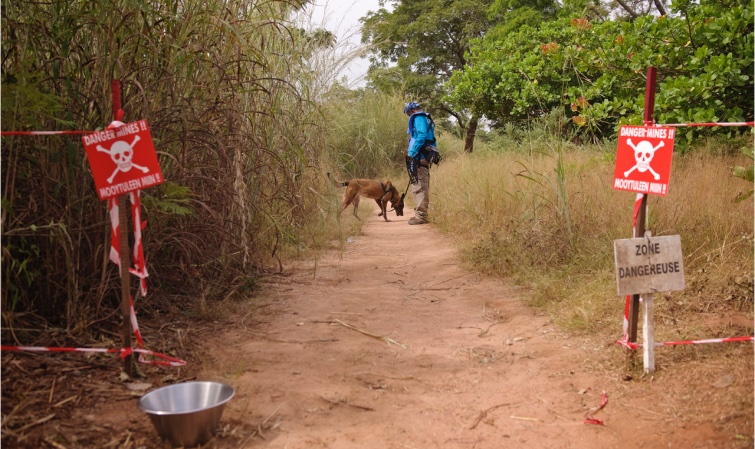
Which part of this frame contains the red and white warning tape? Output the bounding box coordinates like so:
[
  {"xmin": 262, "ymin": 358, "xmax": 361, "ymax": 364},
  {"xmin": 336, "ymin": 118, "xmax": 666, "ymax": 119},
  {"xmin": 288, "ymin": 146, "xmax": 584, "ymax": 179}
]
[
  {"xmin": 617, "ymin": 335, "xmax": 754, "ymax": 350},
  {"xmin": 3, "ymin": 121, "xmax": 750, "ymax": 139},
  {"xmin": 0, "ymin": 345, "xmax": 186, "ymax": 367},
  {"xmin": 2, "ymin": 293, "xmax": 185, "ymax": 366},
  {"xmin": 104, "ymin": 119, "xmax": 149, "ymax": 297},
  {"xmin": 1, "ymin": 120, "xmax": 172, "ymax": 365},
  {"xmin": 1, "ymin": 130, "xmax": 96, "ymax": 136},
  {"xmin": 109, "ymin": 191, "xmax": 149, "ymax": 297},
  {"xmin": 1, "ymin": 296, "xmax": 186, "ymax": 367},
  {"xmin": 655, "ymin": 336, "xmax": 754, "ymax": 346},
  {"xmin": 129, "ymin": 191, "xmax": 149, "ymax": 297},
  {"xmin": 584, "ymin": 391, "xmax": 608, "ymax": 425},
  {"xmin": 662, "ymin": 121, "xmax": 754, "ymax": 128}
]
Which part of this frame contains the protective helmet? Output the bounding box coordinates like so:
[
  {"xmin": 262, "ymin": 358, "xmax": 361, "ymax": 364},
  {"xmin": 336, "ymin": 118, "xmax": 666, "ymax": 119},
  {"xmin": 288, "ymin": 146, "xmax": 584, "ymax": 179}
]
[{"xmin": 404, "ymin": 102, "xmax": 420, "ymax": 115}]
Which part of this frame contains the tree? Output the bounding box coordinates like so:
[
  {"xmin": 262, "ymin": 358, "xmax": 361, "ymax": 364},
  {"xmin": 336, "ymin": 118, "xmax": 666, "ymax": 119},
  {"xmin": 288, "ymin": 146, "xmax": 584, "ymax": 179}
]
[
  {"xmin": 448, "ymin": 0, "xmax": 754, "ymax": 142},
  {"xmin": 361, "ymin": 0, "xmax": 498, "ymax": 152}
]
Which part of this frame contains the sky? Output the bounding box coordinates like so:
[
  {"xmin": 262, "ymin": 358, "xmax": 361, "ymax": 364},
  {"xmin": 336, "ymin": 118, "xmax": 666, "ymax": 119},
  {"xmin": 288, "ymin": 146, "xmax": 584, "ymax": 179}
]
[{"xmin": 303, "ymin": 0, "xmax": 386, "ymax": 87}]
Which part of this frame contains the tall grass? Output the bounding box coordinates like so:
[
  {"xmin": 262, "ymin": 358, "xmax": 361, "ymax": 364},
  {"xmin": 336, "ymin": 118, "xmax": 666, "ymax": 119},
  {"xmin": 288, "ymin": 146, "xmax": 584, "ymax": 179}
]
[
  {"xmin": 322, "ymin": 91, "xmax": 408, "ymax": 179},
  {"xmin": 433, "ymin": 127, "xmax": 754, "ymax": 337},
  {"xmin": 0, "ymin": 0, "xmax": 343, "ymax": 337}
]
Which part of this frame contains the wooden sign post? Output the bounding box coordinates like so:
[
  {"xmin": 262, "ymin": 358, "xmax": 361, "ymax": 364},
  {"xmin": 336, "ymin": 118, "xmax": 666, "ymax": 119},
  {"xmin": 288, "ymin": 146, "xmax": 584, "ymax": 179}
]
[
  {"xmin": 113, "ymin": 81, "xmax": 135, "ymax": 377},
  {"xmin": 82, "ymin": 80, "xmax": 164, "ymax": 376}
]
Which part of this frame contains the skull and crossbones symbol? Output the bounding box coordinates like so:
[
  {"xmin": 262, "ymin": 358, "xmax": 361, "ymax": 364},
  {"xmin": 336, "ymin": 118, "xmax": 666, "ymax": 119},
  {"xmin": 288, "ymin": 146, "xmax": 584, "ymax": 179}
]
[
  {"xmin": 624, "ymin": 139, "xmax": 663, "ymax": 180},
  {"xmin": 97, "ymin": 136, "xmax": 149, "ymax": 183}
]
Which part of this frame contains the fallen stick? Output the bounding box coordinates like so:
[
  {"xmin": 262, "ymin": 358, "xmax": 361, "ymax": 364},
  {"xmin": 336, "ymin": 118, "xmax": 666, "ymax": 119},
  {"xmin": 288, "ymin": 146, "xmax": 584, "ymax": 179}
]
[
  {"xmin": 351, "ymin": 371, "xmax": 417, "ymax": 381},
  {"xmin": 53, "ymin": 395, "xmax": 78, "ymax": 408},
  {"xmin": 262, "ymin": 404, "xmax": 283, "ymax": 427},
  {"xmin": 15, "ymin": 413, "xmax": 56, "ymax": 433},
  {"xmin": 48, "ymin": 377, "xmax": 56, "ymax": 404},
  {"xmin": 317, "ymin": 395, "xmax": 375, "ymax": 411},
  {"xmin": 510, "ymin": 415, "xmax": 541, "ymax": 422},
  {"xmin": 478, "ymin": 321, "xmax": 503, "ymax": 337},
  {"xmin": 425, "ymin": 273, "xmax": 473, "ymax": 288},
  {"xmin": 322, "ymin": 319, "xmax": 408, "ymax": 349},
  {"xmin": 470, "ymin": 403, "xmax": 514, "ymax": 429}
]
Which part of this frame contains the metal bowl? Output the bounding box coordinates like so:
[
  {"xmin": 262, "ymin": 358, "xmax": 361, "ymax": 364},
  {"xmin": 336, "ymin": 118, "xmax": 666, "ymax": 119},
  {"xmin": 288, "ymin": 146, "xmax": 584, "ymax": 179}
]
[{"xmin": 138, "ymin": 381, "xmax": 235, "ymax": 448}]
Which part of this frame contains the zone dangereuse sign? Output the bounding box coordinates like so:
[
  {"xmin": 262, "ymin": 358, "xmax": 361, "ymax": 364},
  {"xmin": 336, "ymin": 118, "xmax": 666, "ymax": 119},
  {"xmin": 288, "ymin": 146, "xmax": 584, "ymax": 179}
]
[
  {"xmin": 82, "ymin": 120, "xmax": 164, "ymax": 200},
  {"xmin": 613, "ymin": 235, "xmax": 685, "ymax": 296}
]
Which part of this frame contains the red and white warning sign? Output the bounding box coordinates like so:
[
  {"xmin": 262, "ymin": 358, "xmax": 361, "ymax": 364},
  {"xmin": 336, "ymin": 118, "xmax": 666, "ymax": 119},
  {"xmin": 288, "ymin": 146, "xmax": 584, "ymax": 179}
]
[
  {"xmin": 82, "ymin": 120, "xmax": 164, "ymax": 200},
  {"xmin": 613, "ymin": 126, "xmax": 675, "ymax": 196}
]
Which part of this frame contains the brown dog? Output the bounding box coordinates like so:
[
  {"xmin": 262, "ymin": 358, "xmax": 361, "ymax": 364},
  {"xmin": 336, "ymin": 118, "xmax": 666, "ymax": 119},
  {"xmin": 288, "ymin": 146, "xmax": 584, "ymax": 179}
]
[{"xmin": 328, "ymin": 173, "xmax": 405, "ymax": 221}]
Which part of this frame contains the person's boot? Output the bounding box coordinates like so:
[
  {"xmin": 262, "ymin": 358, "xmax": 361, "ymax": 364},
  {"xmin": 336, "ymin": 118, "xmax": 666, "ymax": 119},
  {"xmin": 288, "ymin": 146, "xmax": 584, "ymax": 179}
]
[{"xmin": 408, "ymin": 214, "xmax": 428, "ymax": 225}]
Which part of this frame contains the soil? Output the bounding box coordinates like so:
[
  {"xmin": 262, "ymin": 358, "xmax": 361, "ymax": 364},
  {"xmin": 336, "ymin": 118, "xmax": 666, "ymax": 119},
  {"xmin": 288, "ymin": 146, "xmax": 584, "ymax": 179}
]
[{"xmin": 2, "ymin": 208, "xmax": 753, "ymax": 449}]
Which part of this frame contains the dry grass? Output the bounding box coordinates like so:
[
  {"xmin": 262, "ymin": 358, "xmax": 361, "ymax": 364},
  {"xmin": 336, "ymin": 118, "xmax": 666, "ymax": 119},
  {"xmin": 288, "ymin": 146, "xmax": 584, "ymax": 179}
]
[{"xmin": 432, "ymin": 139, "xmax": 753, "ymax": 341}]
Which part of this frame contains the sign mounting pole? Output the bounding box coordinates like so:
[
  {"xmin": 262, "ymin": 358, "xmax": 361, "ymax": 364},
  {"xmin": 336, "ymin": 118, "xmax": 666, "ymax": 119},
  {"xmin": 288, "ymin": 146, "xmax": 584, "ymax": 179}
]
[
  {"xmin": 113, "ymin": 80, "xmax": 135, "ymax": 377},
  {"xmin": 627, "ymin": 67, "xmax": 657, "ymax": 346}
]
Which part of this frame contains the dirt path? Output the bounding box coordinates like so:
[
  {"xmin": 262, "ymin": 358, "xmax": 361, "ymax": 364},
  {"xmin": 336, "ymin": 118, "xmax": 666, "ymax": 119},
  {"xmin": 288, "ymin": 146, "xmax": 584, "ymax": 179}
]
[
  {"xmin": 197, "ymin": 209, "xmax": 749, "ymax": 449},
  {"xmin": 2, "ymin": 209, "xmax": 750, "ymax": 449}
]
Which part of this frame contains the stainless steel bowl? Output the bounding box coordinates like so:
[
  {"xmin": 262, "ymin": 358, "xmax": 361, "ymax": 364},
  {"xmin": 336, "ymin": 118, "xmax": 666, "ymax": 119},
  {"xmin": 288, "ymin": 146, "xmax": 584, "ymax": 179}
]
[{"xmin": 138, "ymin": 381, "xmax": 235, "ymax": 447}]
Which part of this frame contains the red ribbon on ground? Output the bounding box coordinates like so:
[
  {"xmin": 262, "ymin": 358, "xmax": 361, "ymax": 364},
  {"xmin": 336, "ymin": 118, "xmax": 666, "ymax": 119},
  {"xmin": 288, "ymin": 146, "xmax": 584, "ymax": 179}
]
[
  {"xmin": 1, "ymin": 296, "xmax": 185, "ymax": 367},
  {"xmin": 1, "ymin": 345, "xmax": 186, "ymax": 367},
  {"xmin": 584, "ymin": 391, "xmax": 608, "ymax": 425},
  {"xmin": 617, "ymin": 335, "xmax": 753, "ymax": 349}
]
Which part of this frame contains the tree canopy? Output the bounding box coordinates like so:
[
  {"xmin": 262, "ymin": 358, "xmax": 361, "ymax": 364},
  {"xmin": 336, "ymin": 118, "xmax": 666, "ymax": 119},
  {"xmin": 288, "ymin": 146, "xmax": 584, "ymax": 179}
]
[
  {"xmin": 361, "ymin": 0, "xmax": 499, "ymax": 151},
  {"xmin": 359, "ymin": 0, "xmax": 752, "ymax": 146},
  {"xmin": 447, "ymin": 0, "xmax": 753, "ymax": 142}
]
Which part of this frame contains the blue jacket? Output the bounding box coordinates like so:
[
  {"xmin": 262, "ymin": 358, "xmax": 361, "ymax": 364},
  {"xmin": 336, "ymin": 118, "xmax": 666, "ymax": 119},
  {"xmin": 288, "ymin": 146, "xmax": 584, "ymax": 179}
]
[{"xmin": 407, "ymin": 112, "xmax": 436, "ymax": 158}]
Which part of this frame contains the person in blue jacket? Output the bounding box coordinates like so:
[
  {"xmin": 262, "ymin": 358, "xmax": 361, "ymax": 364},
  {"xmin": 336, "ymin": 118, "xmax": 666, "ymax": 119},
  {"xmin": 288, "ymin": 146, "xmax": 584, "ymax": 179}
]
[{"xmin": 404, "ymin": 101, "xmax": 437, "ymax": 225}]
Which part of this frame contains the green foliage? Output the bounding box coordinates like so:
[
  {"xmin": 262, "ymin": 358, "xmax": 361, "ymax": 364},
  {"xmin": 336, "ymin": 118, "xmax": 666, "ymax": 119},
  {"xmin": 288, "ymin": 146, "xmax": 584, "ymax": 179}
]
[
  {"xmin": 447, "ymin": 0, "xmax": 754, "ymax": 142},
  {"xmin": 361, "ymin": 0, "xmax": 498, "ymax": 150},
  {"xmin": 1, "ymin": 80, "xmax": 65, "ymax": 129},
  {"xmin": 487, "ymin": 0, "xmax": 561, "ymax": 36},
  {"xmin": 142, "ymin": 182, "xmax": 194, "ymax": 216}
]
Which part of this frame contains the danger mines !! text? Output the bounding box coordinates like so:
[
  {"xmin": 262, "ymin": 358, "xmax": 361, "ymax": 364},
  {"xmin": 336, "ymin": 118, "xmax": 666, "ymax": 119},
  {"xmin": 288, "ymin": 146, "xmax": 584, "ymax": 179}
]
[
  {"xmin": 83, "ymin": 122, "xmax": 142, "ymax": 146},
  {"xmin": 619, "ymin": 127, "xmax": 668, "ymax": 139}
]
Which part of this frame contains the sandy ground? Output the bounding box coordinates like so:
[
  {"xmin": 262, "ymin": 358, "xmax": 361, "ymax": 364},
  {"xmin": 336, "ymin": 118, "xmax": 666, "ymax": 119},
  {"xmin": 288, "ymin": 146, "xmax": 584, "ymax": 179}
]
[
  {"xmin": 3, "ymin": 205, "xmax": 751, "ymax": 449},
  {"xmin": 197, "ymin": 208, "xmax": 753, "ymax": 449}
]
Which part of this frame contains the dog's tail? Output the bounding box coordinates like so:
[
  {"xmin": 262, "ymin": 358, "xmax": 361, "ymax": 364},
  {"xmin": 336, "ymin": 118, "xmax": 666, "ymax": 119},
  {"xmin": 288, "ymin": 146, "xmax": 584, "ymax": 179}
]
[{"xmin": 327, "ymin": 172, "xmax": 348, "ymax": 187}]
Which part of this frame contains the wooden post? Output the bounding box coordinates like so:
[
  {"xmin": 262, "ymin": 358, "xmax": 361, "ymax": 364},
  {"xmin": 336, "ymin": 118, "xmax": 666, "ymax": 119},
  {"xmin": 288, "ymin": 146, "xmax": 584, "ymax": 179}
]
[
  {"xmin": 113, "ymin": 80, "xmax": 135, "ymax": 377},
  {"xmin": 642, "ymin": 67, "xmax": 657, "ymax": 127},
  {"xmin": 627, "ymin": 197, "xmax": 646, "ymax": 344},
  {"xmin": 642, "ymin": 293, "xmax": 656, "ymax": 373},
  {"xmin": 627, "ymin": 67, "xmax": 657, "ymax": 346}
]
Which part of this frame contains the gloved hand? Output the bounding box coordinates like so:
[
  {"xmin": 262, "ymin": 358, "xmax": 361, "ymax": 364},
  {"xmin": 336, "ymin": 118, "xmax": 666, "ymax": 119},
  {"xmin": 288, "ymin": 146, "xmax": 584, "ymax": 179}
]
[{"xmin": 405, "ymin": 155, "xmax": 419, "ymax": 184}]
